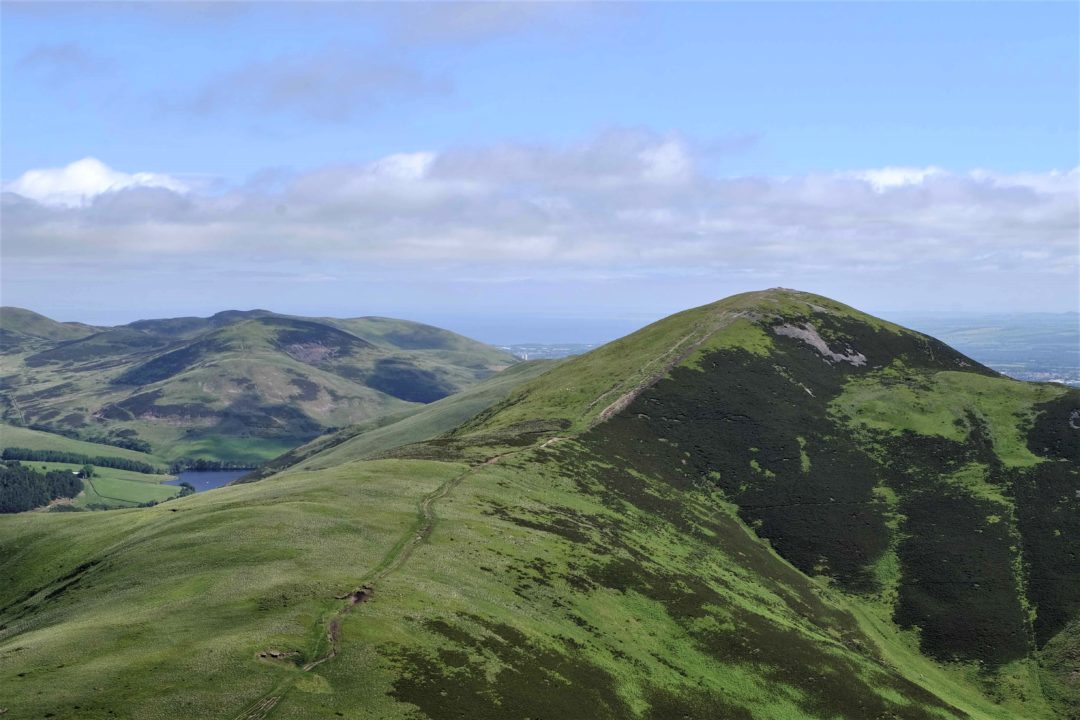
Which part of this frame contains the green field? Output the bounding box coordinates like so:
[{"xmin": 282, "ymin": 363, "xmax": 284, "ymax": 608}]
[{"xmin": 22, "ymin": 462, "xmax": 181, "ymax": 508}]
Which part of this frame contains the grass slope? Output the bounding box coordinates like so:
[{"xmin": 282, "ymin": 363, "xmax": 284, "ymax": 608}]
[
  {"xmin": 0, "ymin": 423, "xmax": 169, "ymax": 468},
  {"xmin": 0, "ymin": 290, "xmax": 1075, "ymax": 719}
]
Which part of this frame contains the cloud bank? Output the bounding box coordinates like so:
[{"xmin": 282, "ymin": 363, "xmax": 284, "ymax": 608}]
[
  {"xmin": 6, "ymin": 157, "xmax": 189, "ymax": 208},
  {"xmin": 3, "ymin": 133, "xmax": 1076, "ymax": 311}
]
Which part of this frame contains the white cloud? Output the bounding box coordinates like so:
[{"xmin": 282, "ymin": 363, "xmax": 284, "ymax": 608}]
[
  {"xmin": 5, "ymin": 157, "xmax": 188, "ymax": 208},
  {"xmin": 2, "ymin": 137, "xmax": 1076, "ymax": 293},
  {"xmin": 847, "ymin": 166, "xmax": 946, "ymax": 192},
  {"xmin": 369, "ymin": 152, "xmax": 436, "ymax": 181}
]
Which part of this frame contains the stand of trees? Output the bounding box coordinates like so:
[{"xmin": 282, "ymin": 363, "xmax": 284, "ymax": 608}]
[
  {"xmin": 1, "ymin": 448, "xmax": 162, "ymax": 475},
  {"xmin": 0, "ymin": 461, "xmax": 83, "ymax": 513}
]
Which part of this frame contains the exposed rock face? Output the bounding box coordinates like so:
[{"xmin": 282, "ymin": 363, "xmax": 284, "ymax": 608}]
[
  {"xmin": 284, "ymin": 342, "xmax": 337, "ymax": 365},
  {"xmin": 773, "ymin": 322, "xmax": 867, "ymax": 366}
]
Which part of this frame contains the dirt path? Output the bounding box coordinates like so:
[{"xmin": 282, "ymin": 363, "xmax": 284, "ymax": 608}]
[
  {"xmin": 234, "ymin": 452, "xmax": 516, "ymax": 720},
  {"xmin": 594, "ymin": 310, "xmax": 747, "ymax": 425}
]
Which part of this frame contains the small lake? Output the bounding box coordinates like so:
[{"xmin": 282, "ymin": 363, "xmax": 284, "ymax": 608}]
[{"xmin": 166, "ymin": 470, "xmax": 251, "ymax": 492}]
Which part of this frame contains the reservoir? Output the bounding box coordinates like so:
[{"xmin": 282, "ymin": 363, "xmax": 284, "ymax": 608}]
[{"xmin": 166, "ymin": 470, "xmax": 250, "ymax": 492}]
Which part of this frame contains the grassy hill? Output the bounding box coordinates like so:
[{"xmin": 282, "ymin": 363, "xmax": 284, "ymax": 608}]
[
  {"xmin": 0, "ymin": 289, "xmax": 1076, "ymax": 719},
  {"xmin": 0, "ymin": 307, "xmax": 100, "ymax": 344},
  {"xmin": 0, "ymin": 308, "xmax": 517, "ymax": 463}
]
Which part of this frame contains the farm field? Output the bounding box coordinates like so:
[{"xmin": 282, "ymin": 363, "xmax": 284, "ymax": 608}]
[{"xmin": 23, "ymin": 462, "xmax": 181, "ymax": 508}]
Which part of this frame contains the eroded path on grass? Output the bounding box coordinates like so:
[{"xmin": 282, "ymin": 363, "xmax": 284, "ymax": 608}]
[{"xmin": 234, "ymin": 451, "xmax": 519, "ymax": 720}]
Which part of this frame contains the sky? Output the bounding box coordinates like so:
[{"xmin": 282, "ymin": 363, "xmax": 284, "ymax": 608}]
[{"xmin": 1, "ymin": 2, "xmax": 1077, "ymax": 343}]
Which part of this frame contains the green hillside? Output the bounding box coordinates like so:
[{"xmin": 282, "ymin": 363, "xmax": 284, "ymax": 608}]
[
  {"xmin": 0, "ymin": 307, "xmax": 100, "ymax": 344},
  {"xmin": 251, "ymin": 359, "xmax": 558, "ymax": 478},
  {"xmin": 0, "ymin": 424, "xmax": 169, "ymax": 467},
  {"xmin": 0, "ymin": 309, "xmax": 517, "ymax": 463},
  {"xmin": 0, "ymin": 290, "xmax": 1076, "ymax": 719}
]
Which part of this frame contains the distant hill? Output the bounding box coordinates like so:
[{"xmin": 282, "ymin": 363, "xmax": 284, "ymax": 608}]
[
  {"xmin": 247, "ymin": 359, "xmax": 558, "ymax": 479},
  {"xmin": 0, "ymin": 307, "xmax": 100, "ymax": 353},
  {"xmin": 0, "ymin": 290, "xmax": 1075, "ymax": 719},
  {"xmin": 0, "ymin": 308, "xmax": 517, "ymax": 463}
]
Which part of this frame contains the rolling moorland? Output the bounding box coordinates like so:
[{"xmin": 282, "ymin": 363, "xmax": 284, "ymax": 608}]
[
  {"xmin": 0, "ymin": 308, "xmax": 517, "ymax": 465},
  {"xmin": 0, "ymin": 289, "xmax": 1077, "ymax": 719}
]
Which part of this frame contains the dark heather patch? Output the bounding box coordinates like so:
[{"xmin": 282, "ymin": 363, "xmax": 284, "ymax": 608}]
[
  {"xmin": 270, "ymin": 318, "xmax": 375, "ymax": 354},
  {"xmin": 288, "ymin": 377, "xmax": 320, "ymax": 402},
  {"xmin": 584, "ymin": 324, "xmax": 893, "ymax": 594},
  {"xmin": 893, "ymin": 485, "xmax": 1030, "ymax": 664},
  {"xmin": 643, "ymin": 687, "xmax": 753, "ymax": 720},
  {"xmin": 111, "ymin": 339, "xmax": 222, "ymax": 385},
  {"xmin": 1013, "ymin": 391, "xmax": 1080, "ymax": 646},
  {"xmin": 393, "ymin": 617, "xmax": 632, "ymax": 720},
  {"xmin": 57, "ymin": 412, "xmax": 85, "ymax": 427},
  {"xmin": 212, "ymin": 398, "xmax": 322, "ymax": 437},
  {"xmin": 0, "ymin": 329, "xmax": 31, "ymax": 354},
  {"xmin": 16, "ymin": 382, "xmax": 75, "ymax": 401},
  {"xmin": 98, "ymin": 389, "xmax": 216, "ymax": 421},
  {"xmin": 364, "ymin": 358, "xmax": 456, "ymax": 403},
  {"xmin": 24, "ymin": 328, "xmax": 166, "ymax": 366},
  {"xmin": 692, "ymin": 605, "xmax": 963, "ymax": 720},
  {"xmin": 868, "ymin": 424, "xmax": 1032, "ymax": 665},
  {"xmin": 482, "ymin": 502, "xmax": 593, "ymax": 545},
  {"xmin": 1027, "ymin": 392, "xmax": 1080, "ymax": 462},
  {"xmin": 375, "ymin": 324, "xmax": 455, "ymax": 350}
]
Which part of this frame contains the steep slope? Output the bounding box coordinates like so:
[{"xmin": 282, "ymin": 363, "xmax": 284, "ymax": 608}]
[
  {"xmin": 0, "ymin": 310, "xmax": 517, "ymax": 462},
  {"xmin": 0, "ymin": 290, "xmax": 1075, "ymax": 720}
]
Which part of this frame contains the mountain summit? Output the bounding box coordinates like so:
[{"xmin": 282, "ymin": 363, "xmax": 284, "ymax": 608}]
[{"xmin": 1, "ymin": 289, "xmax": 1076, "ymax": 719}]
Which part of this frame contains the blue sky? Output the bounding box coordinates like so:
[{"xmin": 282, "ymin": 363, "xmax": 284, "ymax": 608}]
[{"xmin": 2, "ymin": 2, "xmax": 1077, "ymax": 341}]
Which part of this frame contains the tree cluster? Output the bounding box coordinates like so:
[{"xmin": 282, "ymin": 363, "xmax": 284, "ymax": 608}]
[
  {"xmin": 1, "ymin": 448, "xmax": 161, "ymax": 475},
  {"xmin": 0, "ymin": 461, "xmax": 83, "ymax": 513}
]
